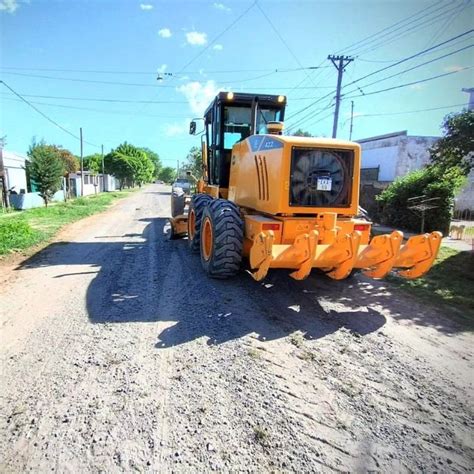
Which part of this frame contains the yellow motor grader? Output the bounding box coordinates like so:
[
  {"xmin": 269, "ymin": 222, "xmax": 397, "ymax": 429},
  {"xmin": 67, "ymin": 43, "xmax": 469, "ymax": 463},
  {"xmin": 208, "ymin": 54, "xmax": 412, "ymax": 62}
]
[{"xmin": 170, "ymin": 92, "xmax": 441, "ymax": 281}]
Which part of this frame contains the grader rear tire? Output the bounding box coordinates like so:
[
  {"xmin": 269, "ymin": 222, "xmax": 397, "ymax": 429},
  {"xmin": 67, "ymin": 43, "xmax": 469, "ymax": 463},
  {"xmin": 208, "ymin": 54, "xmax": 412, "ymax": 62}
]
[
  {"xmin": 200, "ymin": 199, "xmax": 243, "ymax": 279},
  {"xmin": 188, "ymin": 194, "xmax": 213, "ymax": 253}
]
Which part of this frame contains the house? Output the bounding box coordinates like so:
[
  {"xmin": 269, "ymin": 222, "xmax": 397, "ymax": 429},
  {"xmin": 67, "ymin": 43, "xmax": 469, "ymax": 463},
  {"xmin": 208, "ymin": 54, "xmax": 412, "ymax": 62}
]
[
  {"xmin": 355, "ymin": 131, "xmax": 440, "ymax": 213},
  {"xmin": 68, "ymin": 172, "xmax": 118, "ymax": 197},
  {"xmin": 357, "ymin": 130, "xmax": 439, "ymax": 184},
  {"xmin": 1, "ymin": 149, "xmax": 28, "ymax": 193},
  {"xmin": 356, "ymin": 129, "xmax": 473, "ymax": 213}
]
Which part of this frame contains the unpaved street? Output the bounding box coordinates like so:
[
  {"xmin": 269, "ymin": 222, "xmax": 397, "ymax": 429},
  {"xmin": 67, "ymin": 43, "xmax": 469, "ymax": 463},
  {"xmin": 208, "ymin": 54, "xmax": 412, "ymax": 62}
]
[{"xmin": 1, "ymin": 185, "xmax": 473, "ymax": 472}]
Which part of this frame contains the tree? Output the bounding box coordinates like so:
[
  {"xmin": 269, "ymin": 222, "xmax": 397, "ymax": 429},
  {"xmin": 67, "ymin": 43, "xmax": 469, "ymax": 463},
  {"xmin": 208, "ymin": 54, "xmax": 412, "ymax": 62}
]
[
  {"xmin": 157, "ymin": 166, "xmax": 176, "ymax": 183},
  {"xmin": 429, "ymin": 109, "xmax": 474, "ymax": 175},
  {"xmin": 27, "ymin": 141, "xmax": 65, "ymax": 207},
  {"xmin": 51, "ymin": 146, "xmax": 79, "ymax": 175},
  {"xmin": 83, "ymin": 153, "xmax": 102, "ymax": 175},
  {"xmin": 140, "ymin": 147, "xmax": 162, "ymax": 178},
  {"xmin": 50, "ymin": 145, "xmax": 79, "ymax": 199},
  {"xmin": 293, "ymin": 129, "xmax": 312, "ymax": 137},
  {"xmin": 104, "ymin": 152, "xmax": 133, "ymax": 190},
  {"xmin": 104, "ymin": 142, "xmax": 155, "ymax": 189},
  {"xmin": 182, "ymin": 146, "xmax": 203, "ymax": 179}
]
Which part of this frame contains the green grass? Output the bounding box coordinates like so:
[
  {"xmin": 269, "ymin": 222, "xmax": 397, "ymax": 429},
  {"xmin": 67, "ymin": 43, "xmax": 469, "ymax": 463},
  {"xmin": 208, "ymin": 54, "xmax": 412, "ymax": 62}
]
[
  {"xmin": 387, "ymin": 246, "xmax": 474, "ymax": 316},
  {"xmin": 0, "ymin": 191, "xmax": 132, "ymax": 256},
  {"xmin": 465, "ymin": 226, "xmax": 474, "ymax": 237}
]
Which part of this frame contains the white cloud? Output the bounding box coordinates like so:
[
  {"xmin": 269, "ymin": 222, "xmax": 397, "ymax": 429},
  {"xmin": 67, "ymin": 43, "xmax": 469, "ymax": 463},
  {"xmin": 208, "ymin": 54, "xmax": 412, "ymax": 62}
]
[
  {"xmin": 158, "ymin": 28, "xmax": 172, "ymax": 38},
  {"xmin": 165, "ymin": 120, "xmax": 191, "ymax": 137},
  {"xmin": 213, "ymin": 44, "xmax": 223, "ymax": 51},
  {"xmin": 213, "ymin": 2, "xmax": 230, "ymax": 11},
  {"xmin": 186, "ymin": 31, "xmax": 208, "ymax": 46},
  {"xmin": 444, "ymin": 65, "xmax": 464, "ymax": 73},
  {"xmin": 157, "ymin": 64, "xmax": 167, "ymax": 73},
  {"xmin": 140, "ymin": 3, "xmax": 153, "ymax": 10},
  {"xmin": 0, "ymin": 0, "xmax": 19, "ymax": 13},
  {"xmin": 177, "ymin": 80, "xmax": 222, "ymax": 115},
  {"xmin": 410, "ymin": 84, "xmax": 424, "ymax": 91}
]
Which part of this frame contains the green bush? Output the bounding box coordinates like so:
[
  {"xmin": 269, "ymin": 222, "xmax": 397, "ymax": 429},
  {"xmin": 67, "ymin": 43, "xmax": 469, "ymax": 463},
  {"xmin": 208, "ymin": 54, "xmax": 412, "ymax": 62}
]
[
  {"xmin": 375, "ymin": 165, "xmax": 465, "ymax": 235},
  {"xmin": 0, "ymin": 220, "xmax": 44, "ymax": 254}
]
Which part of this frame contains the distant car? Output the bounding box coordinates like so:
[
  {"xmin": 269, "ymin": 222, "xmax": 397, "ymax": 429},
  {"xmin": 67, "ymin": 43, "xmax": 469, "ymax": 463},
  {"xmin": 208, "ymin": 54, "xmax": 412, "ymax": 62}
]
[
  {"xmin": 155, "ymin": 180, "xmax": 164, "ymax": 184},
  {"xmin": 172, "ymin": 178, "xmax": 191, "ymax": 194}
]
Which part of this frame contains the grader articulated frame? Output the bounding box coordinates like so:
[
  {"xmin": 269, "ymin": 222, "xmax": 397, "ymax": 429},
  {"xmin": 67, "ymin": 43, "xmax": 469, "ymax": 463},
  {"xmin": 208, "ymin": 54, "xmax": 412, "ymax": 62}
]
[{"xmin": 169, "ymin": 91, "xmax": 441, "ymax": 281}]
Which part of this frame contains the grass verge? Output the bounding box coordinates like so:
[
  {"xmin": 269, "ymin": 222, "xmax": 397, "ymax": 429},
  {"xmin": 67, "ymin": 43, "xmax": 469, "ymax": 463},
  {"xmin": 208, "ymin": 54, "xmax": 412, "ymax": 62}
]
[
  {"xmin": 387, "ymin": 246, "xmax": 474, "ymax": 316},
  {"xmin": 0, "ymin": 191, "xmax": 132, "ymax": 256}
]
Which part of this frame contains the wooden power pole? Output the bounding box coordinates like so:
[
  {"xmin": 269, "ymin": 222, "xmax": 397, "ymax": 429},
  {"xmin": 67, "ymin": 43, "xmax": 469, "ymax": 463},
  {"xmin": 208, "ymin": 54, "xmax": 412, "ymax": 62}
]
[
  {"xmin": 80, "ymin": 127, "xmax": 84, "ymax": 196},
  {"xmin": 328, "ymin": 55, "xmax": 354, "ymax": 138}
]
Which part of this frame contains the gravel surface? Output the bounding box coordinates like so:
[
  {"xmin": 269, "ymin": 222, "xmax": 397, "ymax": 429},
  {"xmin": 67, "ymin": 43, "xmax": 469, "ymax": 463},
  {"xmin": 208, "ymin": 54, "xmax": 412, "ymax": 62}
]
[{"xmin": 1, "ymin": 184, "xmax": 473, "ymax": 472}]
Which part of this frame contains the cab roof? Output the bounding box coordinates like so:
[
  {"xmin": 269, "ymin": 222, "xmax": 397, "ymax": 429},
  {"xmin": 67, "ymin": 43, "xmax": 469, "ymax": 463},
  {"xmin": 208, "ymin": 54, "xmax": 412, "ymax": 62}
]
[{"xmin": 204, "ymin": 91, "xmax": 286, "ymax": 117}]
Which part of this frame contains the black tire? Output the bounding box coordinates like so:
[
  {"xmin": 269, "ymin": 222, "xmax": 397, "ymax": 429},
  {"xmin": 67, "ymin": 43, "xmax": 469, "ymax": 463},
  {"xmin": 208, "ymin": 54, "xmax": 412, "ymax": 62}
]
[
  {"xmin": 188, "ymin": 194, "xmax": 213, "ymax": 253},
  {"xmin": 200, "ymin": 199, "xmax": 243, "ymax": 279},
  {"xmin": 171, "ymin": 188, "xmax": 186, "ymax": 217}
]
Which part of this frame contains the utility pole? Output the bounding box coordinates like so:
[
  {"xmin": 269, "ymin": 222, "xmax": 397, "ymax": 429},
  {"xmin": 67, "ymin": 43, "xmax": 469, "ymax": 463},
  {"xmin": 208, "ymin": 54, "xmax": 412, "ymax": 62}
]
[
  {"xmin": 101, "ymin": 144, "xmax": 105, "ymax": 192},
  {"xmin": 349, "ymin": 100, "xmax": 354, "ymax": 141},
  {"xmin": 80, "ymin": 127, "xmax": 84, "ymax": 196},
  {"xmin": 177, "ymin": 160, "xmax": 180, "ymax": 178},
  {"xmin": 328, "ymin": 54, "xmax": 354, "ymax": 138},
  {"xmin": 0, "ymin": 141, "xmax": 8, "ymax": 209}
]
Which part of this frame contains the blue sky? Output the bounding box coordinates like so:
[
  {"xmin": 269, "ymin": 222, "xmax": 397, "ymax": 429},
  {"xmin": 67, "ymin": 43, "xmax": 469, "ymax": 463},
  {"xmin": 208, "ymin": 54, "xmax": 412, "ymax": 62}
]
[{"xmin": 1, "ymin": 0, "xmax": 473, "ymax": 168}]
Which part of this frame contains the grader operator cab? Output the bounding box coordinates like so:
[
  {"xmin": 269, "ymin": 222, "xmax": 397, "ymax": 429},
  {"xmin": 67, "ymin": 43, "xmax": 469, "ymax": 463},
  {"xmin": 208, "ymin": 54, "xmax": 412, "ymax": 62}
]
[{"xmin": 169, "ymin": 91, "xmax": 441, "ymax": 281}]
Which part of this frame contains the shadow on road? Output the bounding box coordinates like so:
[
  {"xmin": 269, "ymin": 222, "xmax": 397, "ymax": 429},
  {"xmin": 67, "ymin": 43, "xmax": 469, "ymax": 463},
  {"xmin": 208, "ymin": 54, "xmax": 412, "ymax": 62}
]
[{"xmin": 15, "ymin": 215, "xmax": 466, "ymax": 346}]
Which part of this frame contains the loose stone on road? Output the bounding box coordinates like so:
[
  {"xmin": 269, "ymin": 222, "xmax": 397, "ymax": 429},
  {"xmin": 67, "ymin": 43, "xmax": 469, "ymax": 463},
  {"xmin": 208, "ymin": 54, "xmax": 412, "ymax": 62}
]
[{"xmin": 1, "ymin": 185, "xmax": 472, "ymax": 472}]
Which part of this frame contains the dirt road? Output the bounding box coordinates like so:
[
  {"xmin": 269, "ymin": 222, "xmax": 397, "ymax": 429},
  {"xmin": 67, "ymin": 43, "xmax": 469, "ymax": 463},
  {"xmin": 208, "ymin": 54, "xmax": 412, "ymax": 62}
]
[{"xmin": 1, "ymin": 185, "xmax": 473, "ymax": 472}]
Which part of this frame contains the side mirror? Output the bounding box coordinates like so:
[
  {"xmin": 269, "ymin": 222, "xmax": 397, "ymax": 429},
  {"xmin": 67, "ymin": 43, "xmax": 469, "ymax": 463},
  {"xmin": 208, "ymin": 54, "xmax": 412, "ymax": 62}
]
[{"xmin": 189, "ymin": 121, "xmax": 197, "ymax": 135}]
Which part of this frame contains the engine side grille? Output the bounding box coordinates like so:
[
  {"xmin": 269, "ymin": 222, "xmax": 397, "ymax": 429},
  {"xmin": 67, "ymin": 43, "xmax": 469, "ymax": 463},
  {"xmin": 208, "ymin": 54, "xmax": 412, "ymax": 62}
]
[{"xmin": 254, "ymin": 155, "xmax": 269, "ymax": 201}]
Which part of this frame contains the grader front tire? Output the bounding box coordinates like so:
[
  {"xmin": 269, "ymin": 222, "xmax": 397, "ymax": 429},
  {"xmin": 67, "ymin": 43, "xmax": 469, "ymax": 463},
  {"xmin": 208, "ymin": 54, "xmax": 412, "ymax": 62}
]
[
  {"xmin": 188, "ymin": 194, "xmax": 213, "ymax": 253},
  {"xmin": 200, "ymin": 199, "xmax": 243, "ymax": 279}
]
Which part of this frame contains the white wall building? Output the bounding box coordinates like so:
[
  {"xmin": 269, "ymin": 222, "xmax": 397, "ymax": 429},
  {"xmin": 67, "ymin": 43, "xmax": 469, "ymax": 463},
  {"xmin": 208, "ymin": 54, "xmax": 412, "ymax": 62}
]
[
  {"xmin": 357, "ymin": 130, "xmax": 473, "ymax": 212},
  {"xmin": 357, "ymin": 130, "xmax": 439, "ymax": 183},
  {"xmin": 2, "ymin": 150, "xmax": 28, "ymax": 193}
]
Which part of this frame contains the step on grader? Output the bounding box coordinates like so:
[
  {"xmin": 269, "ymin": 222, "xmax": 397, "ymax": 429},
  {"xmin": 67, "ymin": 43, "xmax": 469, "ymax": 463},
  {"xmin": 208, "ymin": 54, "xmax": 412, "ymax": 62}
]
[{"xmin": 169, "ymin": 92, "xmax": 441, "ymax": 281}]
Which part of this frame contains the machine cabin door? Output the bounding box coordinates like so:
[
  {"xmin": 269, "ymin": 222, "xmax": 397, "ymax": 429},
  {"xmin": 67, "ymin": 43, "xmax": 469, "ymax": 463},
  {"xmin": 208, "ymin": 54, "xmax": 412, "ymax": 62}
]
[
  {"xmin": 204, "ymin": 102, "xmax": 222, "ymax": 186},
  {"xmin": 205, "ymin": 98, "xmax": 285, "ymax": 187}
]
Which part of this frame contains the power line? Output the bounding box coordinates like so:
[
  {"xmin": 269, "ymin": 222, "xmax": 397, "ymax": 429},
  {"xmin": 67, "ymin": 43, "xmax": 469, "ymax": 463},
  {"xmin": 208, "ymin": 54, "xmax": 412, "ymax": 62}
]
[
  {"xmin": 344, "ymin": 29, "xmax": 474, "ymax": 90},
  {"xmin": 0, "ymin": 65, "xmax": 328, "ymax": 75},
  {"xmin": 345, "ymin": 44, "xmax": 474, "ymax": 95},
  {"xmin": 354, "ymin": 10, "xmax": 470, "ymax": 58},
  {"xmin": 289, "ymin": 109, "xmax": 335, "ymax": 135},
  {"xmin": 286, "ymin": 98, "xmax": 335, "ymax": 132},
  {"xmin": 131, "ymin": 0, "xmax": 258, "ymax": 120},
  {"xmin": 338, "ymin": 0, "xmax": 446, "ymax": 55},
  {"xmin": 344, "ymin": 65, "xmax": 473, "ymax": 99},
  {"xmin": 347, "ymin": 1, "xmax": 468, "ymax": 56},
  {"xmin": 179, "ymin": 1, "xmax": 258, "ymax": 73},
  {"xmin": 354, "ymin": 103, "xmax": 467, "ymax": 118},
  {"xmin": 0, "ymin": 80, "xmax": 100, "ymax": 148},
  {"xmin": 284, "ymin": 22, "xmax": 472, "ymax": 125},
  {"xmin": 292, "ymin": 1, "xmax": 452, "ymax": 108},
  {"xmin": 0, "ymin": 92, "xmax": 189, "ymax": 104},
  {"xmin": 1, "ymin": 96, "xmax": 191, "ymax": 118},
  {"xmin": 423, "ymin": 1, "xmax": 468, "ymax": 48},
  {"xmin": 1, "ymin": 72, "xmax": 177, "ymax": 88},
  {"xmin": 357, "ymin": 33, "xmax": 474, "ymax": 63},
  {"xmin": 0, "ymin": 70, "xmax": 297, "ymax": 87},
  {"xmin": 255, "ymin": 1, "xmax": 319, "ymax": 89}
]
